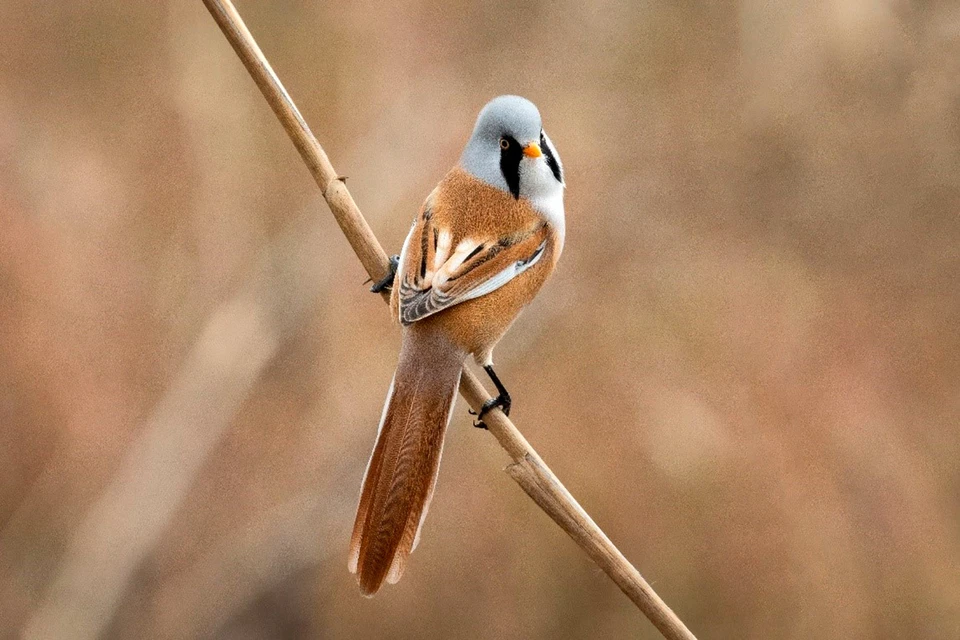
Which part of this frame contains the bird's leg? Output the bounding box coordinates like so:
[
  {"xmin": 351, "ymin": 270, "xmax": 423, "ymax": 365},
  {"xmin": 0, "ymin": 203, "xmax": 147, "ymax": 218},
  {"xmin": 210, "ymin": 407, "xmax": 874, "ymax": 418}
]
[
  {"xmin": 370, "ymin": 255, "xmax": 400, "ymax": 293},
  {"xmin": 480, "ymin": 365, "xmax": 512, "ymax": 416},
  {"xmin": 470, "ymin": 364, "xmax": 512, "ymax": 429}
]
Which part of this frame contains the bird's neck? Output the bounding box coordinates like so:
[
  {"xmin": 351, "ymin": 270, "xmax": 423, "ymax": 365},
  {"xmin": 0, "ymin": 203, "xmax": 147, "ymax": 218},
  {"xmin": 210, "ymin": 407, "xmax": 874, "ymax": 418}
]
[{"xmin": 529, "ymin": 188, "xmax": 565, "ymax": 249}]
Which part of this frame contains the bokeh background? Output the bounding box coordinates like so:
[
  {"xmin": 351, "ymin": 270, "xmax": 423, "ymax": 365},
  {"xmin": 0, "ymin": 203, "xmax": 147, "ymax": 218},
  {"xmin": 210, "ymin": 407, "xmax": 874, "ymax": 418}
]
[{"xmin": 2, "ymin": 1, "xmax": 959, "ymax": 638}]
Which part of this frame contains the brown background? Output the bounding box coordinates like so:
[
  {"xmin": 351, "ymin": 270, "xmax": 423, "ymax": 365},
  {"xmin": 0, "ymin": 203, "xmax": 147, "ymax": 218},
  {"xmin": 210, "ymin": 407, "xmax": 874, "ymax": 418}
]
[{"xmin": 2, "ymin": 1, "xmax": 959, "ymax": 638}]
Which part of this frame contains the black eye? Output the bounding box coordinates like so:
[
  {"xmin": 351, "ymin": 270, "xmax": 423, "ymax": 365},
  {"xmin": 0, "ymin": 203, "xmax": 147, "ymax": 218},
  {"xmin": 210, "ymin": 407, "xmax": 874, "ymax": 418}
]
[{"xmin": 499, "ymin": 138, "xmax": 510, "ymax": 150}]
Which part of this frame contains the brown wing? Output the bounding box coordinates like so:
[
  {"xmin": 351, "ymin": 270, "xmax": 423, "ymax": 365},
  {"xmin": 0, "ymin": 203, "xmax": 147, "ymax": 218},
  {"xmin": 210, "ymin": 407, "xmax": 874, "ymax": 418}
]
[{"xmin": 395, "ymin": 211, "xmax": 549, "ymax": 326}]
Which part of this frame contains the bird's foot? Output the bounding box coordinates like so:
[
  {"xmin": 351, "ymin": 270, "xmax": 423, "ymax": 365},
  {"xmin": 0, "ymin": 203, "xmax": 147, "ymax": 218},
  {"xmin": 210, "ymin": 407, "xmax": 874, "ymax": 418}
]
[
  {"xmin": 370, "ymin": 255, "xmax": 400, "ymax": 293},
  {"xmin": 469, "ymin": 394, "xmax": 511, "ymax": 429}
]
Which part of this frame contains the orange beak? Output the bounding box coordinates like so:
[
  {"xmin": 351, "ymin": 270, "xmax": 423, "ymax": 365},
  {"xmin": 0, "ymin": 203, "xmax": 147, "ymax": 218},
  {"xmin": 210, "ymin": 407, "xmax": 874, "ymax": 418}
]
[{"xmin": 522, "ymin": 142, "xmax": 542, "ymax": 158}]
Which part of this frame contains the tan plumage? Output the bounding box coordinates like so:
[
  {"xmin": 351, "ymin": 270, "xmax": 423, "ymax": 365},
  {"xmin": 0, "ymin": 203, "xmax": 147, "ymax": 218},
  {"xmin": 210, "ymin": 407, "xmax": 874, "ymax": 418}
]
[
  {"xmin": 348, "ymin": 327, "xmax": 462, "ymax": 595},
  {"xmin": 350, "ymin": 96, "xmax": 565, "ymax": 595},
  {"xmin": 394, "ymin": 168, "xmax": 561, "ymax": 363}
]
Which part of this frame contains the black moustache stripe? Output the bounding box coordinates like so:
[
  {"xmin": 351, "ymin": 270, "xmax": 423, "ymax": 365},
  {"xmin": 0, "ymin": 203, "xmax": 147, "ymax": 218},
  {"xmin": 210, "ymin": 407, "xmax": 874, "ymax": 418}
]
[
  {"xmin": 541, "ymin": 132, "xmax": 562, "ymax": 184},
  {"xmin": 499, "ymin": 135, "xmax": 522, "ymax": 199}
]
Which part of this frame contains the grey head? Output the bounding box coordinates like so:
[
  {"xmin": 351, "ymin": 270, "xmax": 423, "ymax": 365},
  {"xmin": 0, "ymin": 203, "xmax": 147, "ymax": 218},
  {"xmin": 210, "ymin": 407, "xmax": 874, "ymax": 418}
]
[{"xmin": 459, "ymin": 95, "xmax": 564, "ymax": 207}]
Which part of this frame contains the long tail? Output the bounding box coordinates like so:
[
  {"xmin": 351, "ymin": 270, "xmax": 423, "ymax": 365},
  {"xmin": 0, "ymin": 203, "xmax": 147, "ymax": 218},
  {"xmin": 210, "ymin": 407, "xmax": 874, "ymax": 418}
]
[{"xmin": 348, "ymin": 328, "xmax": 463, "ymax": 595}]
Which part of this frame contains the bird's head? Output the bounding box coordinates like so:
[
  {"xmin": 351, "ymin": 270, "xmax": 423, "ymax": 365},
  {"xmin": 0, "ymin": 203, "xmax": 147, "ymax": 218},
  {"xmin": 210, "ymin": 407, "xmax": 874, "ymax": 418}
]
[{"xmin": 460, "ymin": 95, "xmax": 564, "ymax": 202}]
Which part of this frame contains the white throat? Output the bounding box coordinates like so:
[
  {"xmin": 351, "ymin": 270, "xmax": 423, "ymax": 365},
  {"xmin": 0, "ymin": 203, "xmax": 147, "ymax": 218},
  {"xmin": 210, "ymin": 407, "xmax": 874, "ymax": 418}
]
[
  {"xmin": 517, "ymin": 153, "xmax": 565, "ymax": 245},
  {"xmin": 530, "ymin": 187, "xmax": 565, "ymax": 247}
]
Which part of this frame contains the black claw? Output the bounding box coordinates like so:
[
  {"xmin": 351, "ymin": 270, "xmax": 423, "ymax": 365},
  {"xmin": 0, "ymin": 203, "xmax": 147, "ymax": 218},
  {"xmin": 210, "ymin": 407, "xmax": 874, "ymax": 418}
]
[
  {"xmin": 472, "ymin": 395, "xmax": 509, "ymax": 430},
  {"xmin": 478, "ymin": 394, "xmax": 510, "ymax": 419},
  {"xmin": 468, "ymin": 407, "xmax": 487, "ymax": 428},
  {"xmin": 370, "ymin": 255, "xmax": 400, "ymax": 293}
]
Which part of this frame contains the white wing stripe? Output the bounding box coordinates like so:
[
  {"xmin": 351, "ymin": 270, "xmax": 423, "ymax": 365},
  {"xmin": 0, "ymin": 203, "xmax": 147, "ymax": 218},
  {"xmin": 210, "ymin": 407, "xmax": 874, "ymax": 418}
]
[
  {"xmin": 433, "ymin": 230, "xmax": 452, "ymax": 272},
  {"xmin": 459, "ymin": 239, "xmax": 546, "ymax": 303}
]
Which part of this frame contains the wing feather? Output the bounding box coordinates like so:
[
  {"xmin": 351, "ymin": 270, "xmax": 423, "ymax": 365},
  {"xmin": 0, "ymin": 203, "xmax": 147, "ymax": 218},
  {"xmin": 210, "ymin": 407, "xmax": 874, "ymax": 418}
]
[{"xmin": 396, "ymin": 217, "xmax": 549, "ymax": 325}]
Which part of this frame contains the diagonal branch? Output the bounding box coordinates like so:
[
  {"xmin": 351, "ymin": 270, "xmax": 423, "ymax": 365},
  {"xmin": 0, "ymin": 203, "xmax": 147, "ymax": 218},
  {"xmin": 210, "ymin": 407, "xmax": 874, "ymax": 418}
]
[{"xmin": 201, "ymin": 2, "xmax": 697, "ymax": 638}]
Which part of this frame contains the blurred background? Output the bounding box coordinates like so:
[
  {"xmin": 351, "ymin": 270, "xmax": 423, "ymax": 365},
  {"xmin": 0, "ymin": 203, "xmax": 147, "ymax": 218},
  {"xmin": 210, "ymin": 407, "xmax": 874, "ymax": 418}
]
[{"xmin": 2, "ymin": 1, "xmax": 959, "ymax": 638}]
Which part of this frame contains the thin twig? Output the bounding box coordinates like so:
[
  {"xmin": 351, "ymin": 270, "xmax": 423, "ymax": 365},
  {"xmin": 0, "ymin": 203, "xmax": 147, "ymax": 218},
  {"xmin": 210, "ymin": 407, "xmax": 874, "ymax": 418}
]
[{"xmin": 201, "ymin": 2, "xmax": 698, "ymax": 638}]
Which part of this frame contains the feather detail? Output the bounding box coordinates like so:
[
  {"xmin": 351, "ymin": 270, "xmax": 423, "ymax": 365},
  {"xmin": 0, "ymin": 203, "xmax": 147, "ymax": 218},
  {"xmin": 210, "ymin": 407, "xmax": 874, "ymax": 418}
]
[
  {"xmin": 349, "ymin": 328, "xmax": 464, "ymax": 596},
  {"xmin": 396, "ymin": 219, "xmax": 550, "ymax": 325}
]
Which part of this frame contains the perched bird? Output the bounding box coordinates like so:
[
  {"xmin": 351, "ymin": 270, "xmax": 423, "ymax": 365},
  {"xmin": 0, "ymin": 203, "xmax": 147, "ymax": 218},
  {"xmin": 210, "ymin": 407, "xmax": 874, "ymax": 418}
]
[{"xmin": 349, "ymin": 95, "xmax": 565, "ymax": 595}]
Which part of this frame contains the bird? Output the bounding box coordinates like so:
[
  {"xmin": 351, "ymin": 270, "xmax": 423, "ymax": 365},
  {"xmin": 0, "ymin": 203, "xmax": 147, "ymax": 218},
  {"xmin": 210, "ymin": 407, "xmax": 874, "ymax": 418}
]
[{"xmin": 349, "ymin": 95, "xmax": 565, "ymax": 596}]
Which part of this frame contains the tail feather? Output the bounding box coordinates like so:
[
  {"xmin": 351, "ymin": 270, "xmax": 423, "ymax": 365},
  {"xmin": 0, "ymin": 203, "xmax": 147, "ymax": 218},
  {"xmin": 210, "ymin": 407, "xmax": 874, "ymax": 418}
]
[
  {"xmin": 348, "ymin": 377, "xmax": 394, "ymax": 576},
  {"xmin": 349, "ymin": 331, "xmax": 462, "ymax": 595}
]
